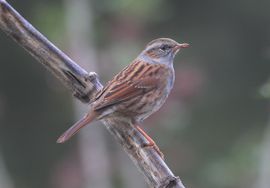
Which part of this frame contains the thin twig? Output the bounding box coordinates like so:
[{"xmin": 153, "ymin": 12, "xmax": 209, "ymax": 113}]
[{"xmin": 0, "ymin": 1, "xmax": 186, "ymax": 187}]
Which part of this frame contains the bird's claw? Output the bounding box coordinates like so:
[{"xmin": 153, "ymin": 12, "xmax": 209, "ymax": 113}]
[{"xmin": 141, "ymin": 142, "xmax": 164, "ymax": 160}]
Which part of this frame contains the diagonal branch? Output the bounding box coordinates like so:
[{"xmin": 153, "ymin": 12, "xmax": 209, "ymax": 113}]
[
  {"xmin": 0, "ymin": 1, "xmax": 186, "ymax": 187},
  {"xmin": 0, "ymin": 0, "xmax": 102, "ymax": 103}
]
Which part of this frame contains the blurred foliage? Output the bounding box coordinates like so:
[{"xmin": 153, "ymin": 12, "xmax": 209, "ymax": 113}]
[
  {"xmin": 33, "ymin": 1, "xmax": 66, "ymax": 45},
  {"xmin": 0, "ymin": 0, "xmax": 270, "ymax": 188},
  {"xmin": 92, "ymin": 0, "xmax": 164, "ymax": 19}
]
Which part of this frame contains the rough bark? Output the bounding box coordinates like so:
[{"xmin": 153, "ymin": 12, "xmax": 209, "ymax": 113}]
[{"xmin": 0, "ymin": 1, "xmax": 186, "ymax": 187}]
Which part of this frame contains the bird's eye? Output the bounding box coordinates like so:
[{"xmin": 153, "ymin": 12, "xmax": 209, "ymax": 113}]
[{"xmin": 160, "ymin": 45, "xmax": 170, "ymax": 52}]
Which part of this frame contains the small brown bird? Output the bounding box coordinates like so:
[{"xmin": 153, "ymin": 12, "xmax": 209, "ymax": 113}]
[{"xmin": 57, "ymin": 38, "xmax": 189, "ymax": 152}]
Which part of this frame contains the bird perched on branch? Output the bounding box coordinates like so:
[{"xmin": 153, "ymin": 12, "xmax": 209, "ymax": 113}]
[{"xmin": 57, "ymin": 38, "xmax": 189, "ymax": 157}]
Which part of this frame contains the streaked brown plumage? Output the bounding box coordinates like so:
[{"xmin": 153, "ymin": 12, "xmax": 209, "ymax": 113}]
[
  {"xmin": 57, "ymin": 38, "xmax": 189, "ymax": 157},
  {"xmin": 93, "ymin": 60, "xmax": 172, "ymax": 120}
]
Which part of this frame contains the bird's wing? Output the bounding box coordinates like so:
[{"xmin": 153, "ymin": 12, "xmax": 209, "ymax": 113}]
[{"xmin": 93, "ymin": 61, "xmax": 166, "ymax": 111}]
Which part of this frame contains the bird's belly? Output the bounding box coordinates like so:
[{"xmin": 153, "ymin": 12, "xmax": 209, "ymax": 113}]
[
  {"xmin": 139, "ymin": 90, "xmax": 169, "ymax": 120},
  {"xmin": 120, "ymin": 85, "xmax": 171, "ymax": 122},
  {"xmin": 100, "ymin": 70, "xmax": 175, "ymax": 122}
]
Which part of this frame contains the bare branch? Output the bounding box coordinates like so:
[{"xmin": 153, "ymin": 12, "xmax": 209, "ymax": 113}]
[
  {"xmin": 0, "ymin": 1, "xmax": 186, "ymax": 187},
  {"xmin": 0, "ymin": 0, "xmax": 102, "ymax": 103}
]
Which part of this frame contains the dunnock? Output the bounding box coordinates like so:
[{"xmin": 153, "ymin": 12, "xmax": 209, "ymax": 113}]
[{"xmin": 57, "ymin": 38, "xmax": 189, "ymax": 156}]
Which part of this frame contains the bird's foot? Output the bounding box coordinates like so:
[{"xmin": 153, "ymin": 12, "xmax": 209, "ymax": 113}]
[
  {"xmin": 141, "ymin": 142, "xmax": 164, "ymax": 160},
  {"xmin": 135, "ymin": 125, "xmax": 165, "ymax": 159}
]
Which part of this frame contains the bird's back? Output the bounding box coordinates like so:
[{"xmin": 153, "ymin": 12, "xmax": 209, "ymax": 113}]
[{"xmin": 92, "ymin": 59, "xmax": 175, "ymax": 122}]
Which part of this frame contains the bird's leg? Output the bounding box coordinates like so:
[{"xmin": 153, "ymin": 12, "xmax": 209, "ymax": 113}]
[{"xmin": 135, "ymin": 125, "xmax": 164, "ymax": 159}]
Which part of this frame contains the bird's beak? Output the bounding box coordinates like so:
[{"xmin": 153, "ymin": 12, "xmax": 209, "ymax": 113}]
[
  {"xmin": 176, "ymin": 43, "xmax": 190, "ymax": 49},
  {"xmin": 173, "ymin": 43, "xmax": 190, "ymax": 54}
]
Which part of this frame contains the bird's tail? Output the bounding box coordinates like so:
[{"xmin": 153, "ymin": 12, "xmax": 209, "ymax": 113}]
[{"xmin": 57, "ymin": 111, "xmax": 97, "ymax": 143}]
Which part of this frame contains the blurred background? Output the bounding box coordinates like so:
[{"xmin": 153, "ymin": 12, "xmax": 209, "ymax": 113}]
[{"xmin": 0, "ymin": 0, "xmax": 270, "ymax": 188}]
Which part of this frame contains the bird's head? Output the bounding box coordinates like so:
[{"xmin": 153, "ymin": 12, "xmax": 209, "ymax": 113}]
[{"xmin": 142, "ymin": 38, "xmax": 189, "ymax": 64}]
